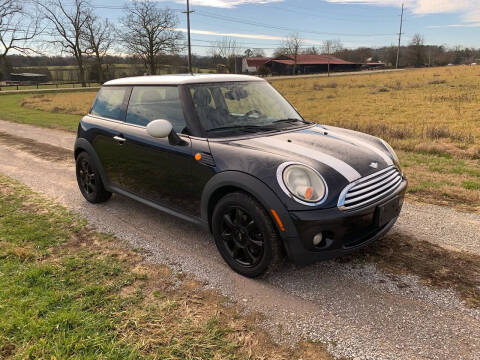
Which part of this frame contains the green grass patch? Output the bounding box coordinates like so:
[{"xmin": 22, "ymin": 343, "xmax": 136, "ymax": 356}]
[
  {"xmin": 462, "ymin": 181, "xmax": 480, "ymax": 190},
  {"xmin": 398, "ymin": 151, "xmax": 480, "ymax": 211},
  {"xmin": 0, "ymin": 94, "xmax": 82, "ymax": 132},
  {"xmin": 0, "ymin": 176, "xmax": 235, "ymax": 359},
  {"xmin": 0, "ymin": 174, "xmax": 329, "ymax": 359}
]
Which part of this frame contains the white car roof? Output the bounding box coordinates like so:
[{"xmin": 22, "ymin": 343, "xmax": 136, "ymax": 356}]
[{"xmin": 103, "ymin": 74, "xmax": 265, "ymax": 86}]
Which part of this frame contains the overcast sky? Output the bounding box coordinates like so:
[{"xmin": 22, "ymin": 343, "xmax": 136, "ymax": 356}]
[{"xmin": 83, "ymin": 0, "xmax": 480, "ymax": 55}]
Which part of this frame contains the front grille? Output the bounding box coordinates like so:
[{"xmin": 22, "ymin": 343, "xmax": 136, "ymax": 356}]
[{"xmin": 338, "ymin": 166, "xmax": 403, "ymax": 210}]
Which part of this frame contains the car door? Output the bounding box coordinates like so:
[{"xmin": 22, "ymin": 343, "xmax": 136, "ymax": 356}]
[
  {"xmin": 113, "ymin": 86, "xmax": 197, "ymax": 216},
  {"xmin": 88, "ymin": 86, "xmax": 131, "ymax": 187}
]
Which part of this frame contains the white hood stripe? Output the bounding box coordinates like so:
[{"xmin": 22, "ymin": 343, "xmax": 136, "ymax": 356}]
[
  {"xmin": 311, "ymin": 127, "xmax": 394, "ymax": 166},
  {"xmin": 254, "ymin": 137, "xmax": 361, "ymax": 182}
]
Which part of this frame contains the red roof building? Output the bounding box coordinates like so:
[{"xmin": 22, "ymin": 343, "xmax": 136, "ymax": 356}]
[
  {"xmin": 242, "ymin": 57, "xmax": 271, "ymax": 73},
  {"xmin": 242, "ymin": 54, "xmax": 361, "ymax": 75},
  {"xmin": 266, "ymin": 54, "xmax": 361, "ymax": 75}
]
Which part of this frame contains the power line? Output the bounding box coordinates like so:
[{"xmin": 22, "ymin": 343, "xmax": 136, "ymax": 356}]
[
  {"xmin": 193, "ymin": 10, "xmax": 397, "ymax": 38},
  {"xmin": 265, "ymin": 3, "xmax": 395, "ymax": 23}
]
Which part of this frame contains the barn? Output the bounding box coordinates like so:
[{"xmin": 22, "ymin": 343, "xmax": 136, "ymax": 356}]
[
  {"xmin": 9, "ymin": 72, "xmax": 49, "ymax": 84},
  {"xmin": 242, "ymin": 57, "xmax": 271, "ymax": 73},
  {"xmin": 265, "ymin": 54, "xmax": 361, "ymax": 75}
]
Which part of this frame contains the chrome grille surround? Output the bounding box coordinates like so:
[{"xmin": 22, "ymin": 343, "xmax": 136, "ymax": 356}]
[{"xmin": 338, "ymin": 166, "xmax": 403, "ymax": 211}]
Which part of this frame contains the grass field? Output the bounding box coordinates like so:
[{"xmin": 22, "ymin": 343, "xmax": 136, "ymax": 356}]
[
  {"xmin": 0, "ymin": 94, "xmax": 81, "ymax": 132},
  {"xmin": 272, "ymin": 66, "xmax": 480, "ymax": 159},
  {"xmin": 0, "ymin": 174, "xmax": 331, "ymax": 359},
  {"xmin": 0, "ymin": 67, "xmax": 479, "ymax": 211}
]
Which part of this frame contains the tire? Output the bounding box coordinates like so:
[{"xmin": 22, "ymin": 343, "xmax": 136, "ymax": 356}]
[
  {"xmin": 76, "ymin": 151, "xmax": 112, "ymax": 203},
  {"xmin": 212, "ymin": 192, "xmax": 283, "ymax": 278}
]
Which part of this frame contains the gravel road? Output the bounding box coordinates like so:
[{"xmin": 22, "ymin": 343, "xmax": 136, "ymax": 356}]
[{"xmin": 1, "ymin": 119, "xmax": 479, "ymax": 360}]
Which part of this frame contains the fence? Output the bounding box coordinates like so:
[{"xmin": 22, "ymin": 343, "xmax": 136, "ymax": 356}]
[{"xmin": 0, "ymin": 81, "xmax": 100, "ymax": 92}]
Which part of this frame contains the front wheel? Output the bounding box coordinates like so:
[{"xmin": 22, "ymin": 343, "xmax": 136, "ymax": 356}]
[
  {"xmin": 212, "ymin": 192, "xmax": 283, "ymax": 278},
  {"xmin": 76, "ymin": 152, "xmax": 111, "ymax": 203}
]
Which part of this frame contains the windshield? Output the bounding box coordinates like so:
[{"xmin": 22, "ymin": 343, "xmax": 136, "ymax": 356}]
[{"xmin": 187, "ymin": 81, "xmax": 309, "ymax": 137}]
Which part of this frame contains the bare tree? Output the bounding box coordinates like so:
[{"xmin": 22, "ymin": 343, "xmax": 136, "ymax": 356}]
[
  {"xmin": 322, "ymin": 40, "xmax": 342, "ymax": 76},
  {"xmin": 37, "ymin": 0, "xmax": 90, "ymax": 87},
  {"xmin": 281, "ymin": 34, "xmax": 303, "ymax": 75},
  {"xmin": 322, "ymin": 39, "xmax": 343, "ymax": 55},
  {"xmin": 252, "ymin": 48, "xmax": 265, "ymax": 57},
  {"xmin": 0, "ymin": 0, "xmax": 41, "ymax": 78},
  {"xmin": 120, "ymin": 0, "xmax": 182, "ymax": 75},
  {"xmin": 242, "ymin": 48, "xmax": 265, "ymax": 58},
  {"xmin": 83, "ymin": 13, "xmax": 115, "ymax": 83},
  {"xmin": 408, "ymin": 33, "xmax": 426, "ymax": 67},
  {"xmin": 302, "ymin": 46, "xmax": 319, "ymax": 55},
  {"xmin": 213, "ymin": 37, "xmax": 240, "ymax": 73}
]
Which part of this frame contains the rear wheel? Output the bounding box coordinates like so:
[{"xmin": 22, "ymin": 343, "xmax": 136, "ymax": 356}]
[
  {"xmin": 212, "ymin": 192, "xmax": 283, "ymax": 277},
  {"xmin": 76, "ymin": 152, "xmax": 111, "ymax": 203}
]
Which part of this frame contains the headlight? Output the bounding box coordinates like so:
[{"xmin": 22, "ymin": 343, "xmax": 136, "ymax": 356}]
[
  {"xmin": 277, "ymin": 163, "xmax": 327, "ymax": 205},
  {"xmin": 381, "ymin": 139, "xmax": 401, "ymax": 168}
]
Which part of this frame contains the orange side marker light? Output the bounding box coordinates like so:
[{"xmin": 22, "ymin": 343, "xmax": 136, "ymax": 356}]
[
  {"xmin": 305, "ymin": 186, "xmax": 313, "ymax": 200},
  {"xmin": 194, "ymin": 153, "xmax": 202, "ymax": 161},
  {"xmin": 270, "ymin": 209, "xmax": 286, "ymax": 232}
]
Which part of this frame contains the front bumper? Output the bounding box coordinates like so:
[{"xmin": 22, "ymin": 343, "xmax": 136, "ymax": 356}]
[{"xmin": 283, "ymin": 179, "xmax": 407, "ymax": 266}]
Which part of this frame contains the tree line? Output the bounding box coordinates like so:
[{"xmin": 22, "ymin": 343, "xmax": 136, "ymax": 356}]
[
  {"xmin": 1, "ymin": 0, "xmax": 479, "ymax": 83},
  {"xmin": 0, "ymin": 0, "xmax": 184, "ymax": 85}
]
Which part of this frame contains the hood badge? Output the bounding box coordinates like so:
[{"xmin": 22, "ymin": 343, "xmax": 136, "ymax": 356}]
[{"xmin": 369, "ymin": 162, "xmax": 379, "ymax": 169}]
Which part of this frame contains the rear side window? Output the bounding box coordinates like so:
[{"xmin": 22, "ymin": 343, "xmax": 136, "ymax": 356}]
[
  {"xmin": 91, "ymin": 87, "xmax": 129, "ymax": 120},
  {"xmin": 125, "ymin": 86, "xmax": 187, "ymax": 133}
]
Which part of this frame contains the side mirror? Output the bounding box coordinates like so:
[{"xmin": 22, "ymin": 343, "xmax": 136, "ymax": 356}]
[
  {"xmin": 146, "ymin": 119, "xmax": 173, "ymax": 138},
  {"xmin": 146, "ymin": 119, "xmax": 187, "ymax": 146}
]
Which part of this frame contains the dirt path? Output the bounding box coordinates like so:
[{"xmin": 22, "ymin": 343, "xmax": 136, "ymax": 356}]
[{"xmin": 1, "ymin": 119, "xmax": 479, "ymax": 360}]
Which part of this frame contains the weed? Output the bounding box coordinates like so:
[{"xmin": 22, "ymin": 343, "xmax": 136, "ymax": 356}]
[
  {"xmin": 428, "ymin": 79, "xmax": 447, "ymax": 85},
  {"xmin": 462, "ymin": 181, "xmax": 480, "ymax": 190}
]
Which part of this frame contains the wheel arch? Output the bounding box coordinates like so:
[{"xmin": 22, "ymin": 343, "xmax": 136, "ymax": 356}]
[
  {"xmin": 74, "ymin": 138, "xmax": 111, "ymax": 191},
  {"xmin": 201, "ymin": 171, "xmax": 299, "ymax": 255}
]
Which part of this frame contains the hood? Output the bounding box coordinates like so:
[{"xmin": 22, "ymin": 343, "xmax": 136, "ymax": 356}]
[{"xmin": 233, "ymin": 125, "xmax": 394, "ymax": 183}]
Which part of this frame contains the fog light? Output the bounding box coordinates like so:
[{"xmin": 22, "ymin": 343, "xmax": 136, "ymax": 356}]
[{"xmin": 313, "ymin": 233, "xmax": 323, "ymax": 246}]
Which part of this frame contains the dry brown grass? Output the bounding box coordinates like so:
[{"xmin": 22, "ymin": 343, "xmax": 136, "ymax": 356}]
[
  {"xmin": 271, "ymin": 66, "xmax": 480, "ymax": 160},
  {"xmin": 21, "ymin": 92, "xmax": 96, "ymax": 115}
]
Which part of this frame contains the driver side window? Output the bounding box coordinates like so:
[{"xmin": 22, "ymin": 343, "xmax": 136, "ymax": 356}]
[{"xmin": 125, "ymin": 86, "xmax": 187, "ymax": 133}]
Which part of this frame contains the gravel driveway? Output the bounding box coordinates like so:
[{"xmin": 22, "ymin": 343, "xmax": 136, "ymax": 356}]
[{"xmin": 1, "ymin": 119, "xmax": 479, "ymax": 360}]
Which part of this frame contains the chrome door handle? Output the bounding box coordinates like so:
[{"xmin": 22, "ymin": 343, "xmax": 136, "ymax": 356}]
[{"xmin": 113, "ymin": 136, "xmax": 126, "ymax": 144}]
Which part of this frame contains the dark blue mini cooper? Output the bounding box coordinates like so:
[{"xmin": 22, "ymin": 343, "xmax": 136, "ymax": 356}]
[{"xmin": 75, "ymin": 74, "xmax": 407, "ymax": 277}]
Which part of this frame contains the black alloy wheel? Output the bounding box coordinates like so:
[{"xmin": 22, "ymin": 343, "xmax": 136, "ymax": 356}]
[
  {"xmin": 220, "ymin": 205, "xmax": 265, "ymax": 267},
  {"xmin": 76, "ymin": 152, "xmax": 112, "ymax": 203},
  {"xmin": 212, "ymin": 192, "xmax": 283, "ymax": 277},
  {"xmin": 78, "ymin": 157, "xmax": 97, "ymax": 195}
]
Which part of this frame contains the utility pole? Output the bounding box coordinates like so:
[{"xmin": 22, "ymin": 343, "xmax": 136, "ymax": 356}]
[
  {"xmin": 396, "ymin": 3, "xmax": 404, "ymax": 69},
  {"xmin": 183, "ymin": 0, "xmax": 194, "ymax": 74},
  {"xmin": 327, "ymin": 46, "xmax": 331, "ymax": 77}
]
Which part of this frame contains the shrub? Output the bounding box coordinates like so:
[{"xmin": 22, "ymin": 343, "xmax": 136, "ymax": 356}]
[
  {"xmin": 428, "ymin": 79, "xmax": 447, "ymax": 85},
  {"xmin": 313, "ymin": 81, "xmax": 338, "ymax": 90},
  {"xmin": 257, "ymin": 65, "xmax": 271, "ymax": 77},
  {"xmin": 425, "ymin": 126, "xmax": 450, "ymax": 139}
]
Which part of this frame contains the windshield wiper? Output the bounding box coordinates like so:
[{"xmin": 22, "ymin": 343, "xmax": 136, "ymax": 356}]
[
  {"xmin": 206, "ymin": 125, "xmax": 277, "ymax": 133},
  {"xmin": 272, "ymin": 118, "xmax": 310, "ymax": 125}
]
